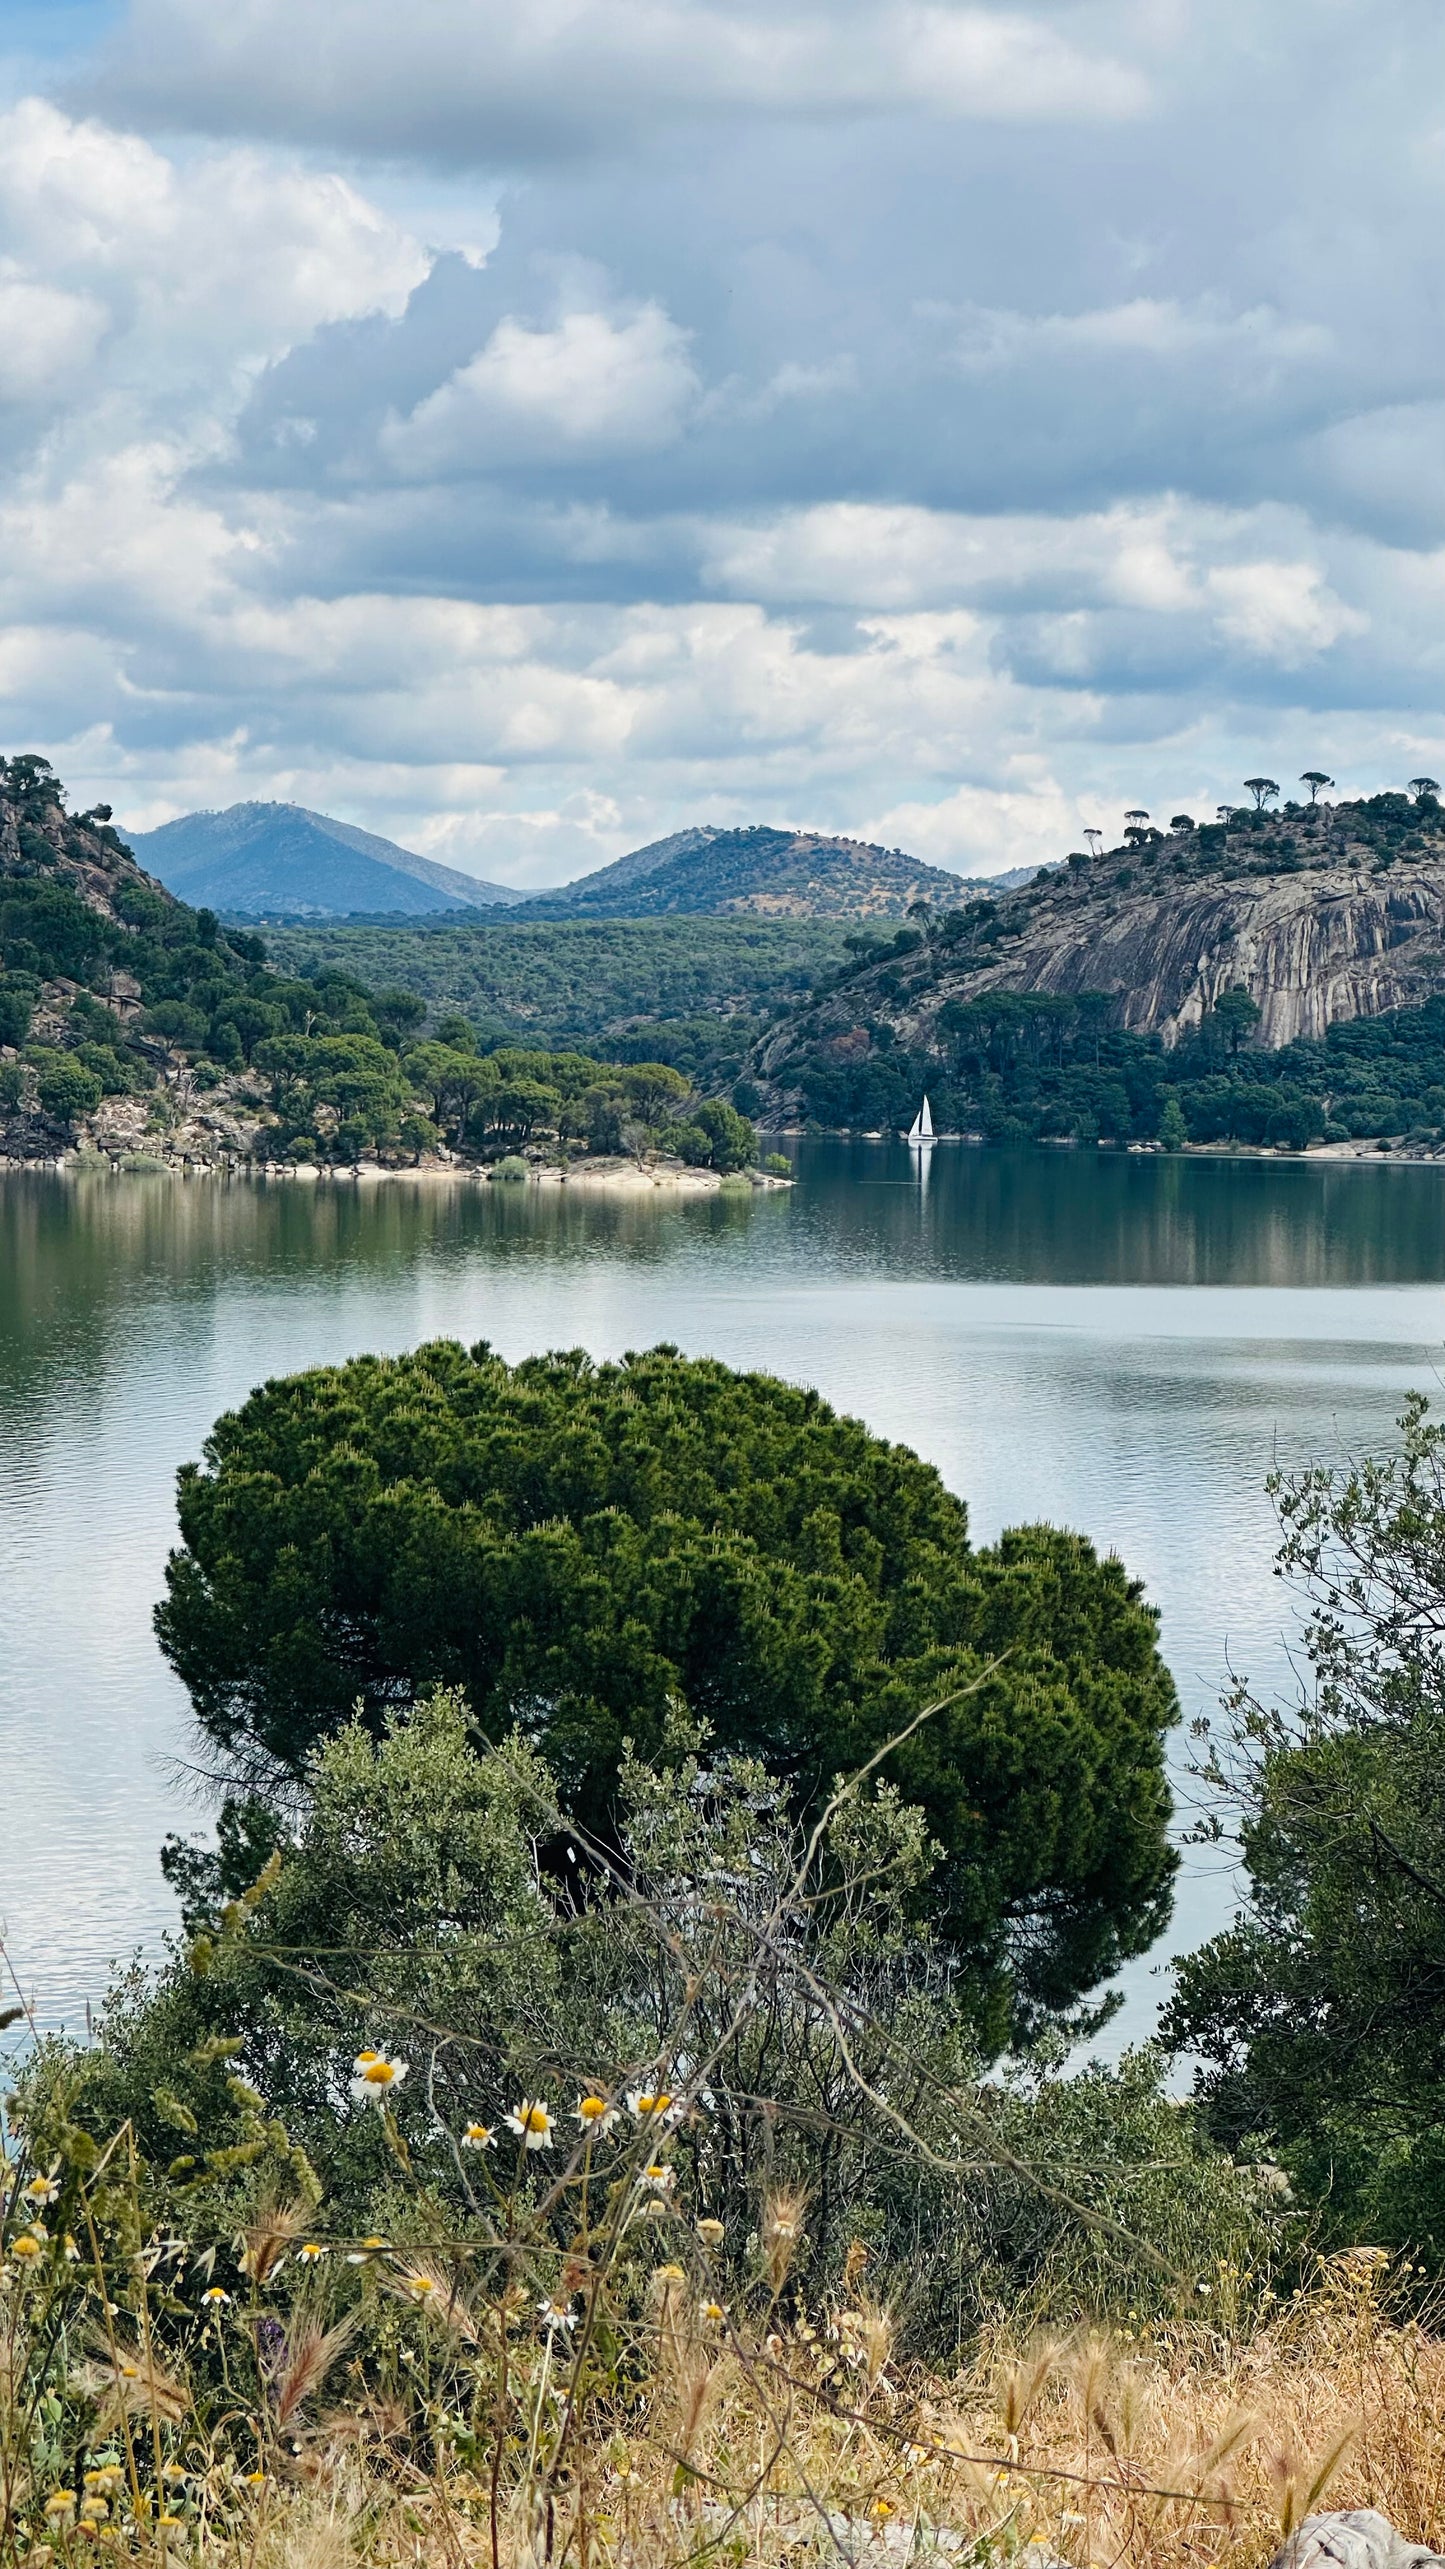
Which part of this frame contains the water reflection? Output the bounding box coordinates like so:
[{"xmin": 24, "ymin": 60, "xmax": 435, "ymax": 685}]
[{"xmin": 2, "ymin": 1148, "xmax": 1444, "ymax": 2050}]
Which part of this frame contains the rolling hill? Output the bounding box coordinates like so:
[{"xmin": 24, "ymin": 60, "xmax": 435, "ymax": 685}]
[
  {"xmin": 125, "ymin": 802, "xmax": 523, "ymax": 919},
  {"xmin": 752, "ymin": 792, "xmax": 1445, "ymax": 1144},
  {"xmin": 517, "ymin": 824, "xmax": 976, "ymax": 920}
]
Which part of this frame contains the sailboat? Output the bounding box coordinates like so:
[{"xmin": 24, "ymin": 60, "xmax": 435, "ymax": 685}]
[{"xmin": 906, "ymin": 1095, "xmax": 935, "ymax": 1146}]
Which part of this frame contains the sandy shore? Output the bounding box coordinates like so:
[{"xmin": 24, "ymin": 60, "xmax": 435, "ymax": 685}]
[{"xmin": 0, "ymin": 1149, "xmax": 794, "ymax": 1189}]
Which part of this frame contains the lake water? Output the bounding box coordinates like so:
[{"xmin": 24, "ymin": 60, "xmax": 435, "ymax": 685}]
[{"xmin": 4, "ymin": 1140, "xmax": 1445, "ymax": 2052}]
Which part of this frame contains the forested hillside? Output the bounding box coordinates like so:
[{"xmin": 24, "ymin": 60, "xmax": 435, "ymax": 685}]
[
  {"xmin": 520, "ymin": 822, "xmax": 969, "ymax": 919},
  {"xmin": 261, "ymin": 914, "xmax": 848, "ymax": 1089},
  {"xmin": 757, "ymin": 791, "xmax": 1445, "ymax": 1149},
  {"xmin": 0, "ymin": 755, "xmax": 758, "ymax": 1172}
]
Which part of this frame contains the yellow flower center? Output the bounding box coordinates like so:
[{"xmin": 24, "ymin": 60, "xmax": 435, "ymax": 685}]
[
  {"xmin": 361, "ymin": 2060, "xmax": 397, "ymax": 2086},
  {"xmin": 578, "ymin": 2096, "xmax": 609, "ymax": 2120},
  {"xmin": 517, "ymin": 2103, "xmax": 550, "ymax": 2132}
]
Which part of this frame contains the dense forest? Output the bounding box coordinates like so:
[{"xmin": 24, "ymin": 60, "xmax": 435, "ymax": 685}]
[
  {"xmin": 0, "ymin": 757, "xmax": 759, "ymax": 1168},
  {"xmin": 776, "ymin": 972, "xmax": 1445, "ymax": 1150},
  {"xmin": 261, "ymin": 913, "xmax": 846, "ymax": 1090}
]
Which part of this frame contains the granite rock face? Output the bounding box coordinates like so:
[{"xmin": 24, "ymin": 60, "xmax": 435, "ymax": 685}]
[
  {"xmin": 910, "ymin": 862, "xmax": 1445, "ymax": 1050},
  {"xmin": 756, "ymin": 802, "xmax": 1445, "ymax": 1098}
]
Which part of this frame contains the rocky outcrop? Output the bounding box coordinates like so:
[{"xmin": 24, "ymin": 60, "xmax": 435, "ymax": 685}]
[
  {"xmin": 756, "ymin": 800, "xmax": 1445, "ymax": 1092},
  {"xmin": 918, "ymin": 862, "xmax": 1445, "ymax": 1049},
  {"xmin": 1268, "ymin": 2512, "xmax": 1445, "ymax": 2569}
]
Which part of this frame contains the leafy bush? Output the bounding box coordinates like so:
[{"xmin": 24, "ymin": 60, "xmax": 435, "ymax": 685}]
[
  {"xmin": 78, "ymin": 1694, "xmax": 1267, "ymax": 2348},
  {"xmin": 31, "ymin": 1050, "xmax": 103, "ymax": 1123},
  {"xmin": 154, "ymin": 1344, "xmax": 1178, "ymax": 2042},
  {"xmin": 1167, "ymin": 1392, "xmax": 1445, "ymax": 2261}
]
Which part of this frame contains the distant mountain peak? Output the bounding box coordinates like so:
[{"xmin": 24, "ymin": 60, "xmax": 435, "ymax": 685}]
[
  {"xmin": 125, "ymin": 800, "xmax": 524, "ymax": 919},
  {"xmin": 517, "ymin": 823, "xmax": 972, "ymax": 922}
]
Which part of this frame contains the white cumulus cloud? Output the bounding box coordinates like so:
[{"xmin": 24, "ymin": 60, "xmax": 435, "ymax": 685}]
[{"xmin": 383, "ymin": 304, "xmax": 700, "ymax": 475}]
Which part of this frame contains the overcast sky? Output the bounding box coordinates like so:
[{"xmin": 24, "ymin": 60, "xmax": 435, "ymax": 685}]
[{"xmin": 0, "ymin": 0, "xmax": 1441, "ymax": 885}]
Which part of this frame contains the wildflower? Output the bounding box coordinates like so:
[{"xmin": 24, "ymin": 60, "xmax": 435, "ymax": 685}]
[
  {"xmin": 574, "ymin": 2094, "xmax": 619, "ymax": 2135},
  {"xmin": 537, "ymin": 2295, "xmax": 578, "ymax": 2334},
  {"xmin": 296, "ymin": 2242, "xmax": 325, "ymax": 2263},
  {"xmin": 407, "ymin": 2274, "xmax": 438, "ymax": 2301},
  {"xmin": 461, "ymin": 2122, "xmax": 495, "ymax": 2151},
  {"xmin": 626, "ymin": 2088, "xmax": 677, "ymax": 2124},
  {"xmin": 201, "ymin": 2286, "xmax": 231, "ymax": 2306},
  {"xmin": 505, "ymin": 2100, "xmax": 554, "ymax": 2150},
  {"xmin": 652, "ymin": 2263, "xmax": 686, "ymax": 2288},
  {"xmin": 63, "ymin": 2234, "xmax": 80, "ymax": 2262},
  {"xmin": 699, "ymin": 2299, "xmax": 727, "ymax": 2324},
  {"xmin": 696, "ymin": 2217, "xmax": 725, "ymax": 2247},
  {"xmin": 85, "ymin": 2471, "xmax": 123, "ymax": 2496},
  {"xmin": 24, "ymin": 2172, "xmax": 60, "ymax": 2207},
  {"xmin": 11, "ymin": 2229, "xmax": 44, "ymax": 2261},
  {"xmin": 243, "ymin": 2470, "xmax": 267, "ymax": 2487},
  {"xmin": 350, "ymin": 2050, "xmax": 408, "ymax": 2106},
  {"xmin": 873, "ymin": 2498, "xmax": 896, "ymax": 2521},
  {"xmin": 641, "ymin": 2162, "xmax": 675, "ymax": 2193},
  {"xmin": 80, "ymin": 2498, "xmax": 110, "ymax": 2521},
  {"xmin": 46, "ymin": 2491, "xmax": 78, "ymax": 2516},
  {"xmin": 345, "ymin": 2235, "xmax": 390, "ymax": 2264}
]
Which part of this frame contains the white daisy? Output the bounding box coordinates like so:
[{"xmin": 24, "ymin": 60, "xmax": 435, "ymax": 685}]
[
  {"xmin": 505, "ymin": 2100, "xmax": 555, "ymax": 2150},
  {"xmin": 350, "ymin": 2050, "xmax": 409, "ymax": 2106}
]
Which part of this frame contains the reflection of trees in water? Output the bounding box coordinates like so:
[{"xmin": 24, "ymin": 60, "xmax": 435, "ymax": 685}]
[
  {"xmin": 0, "ymin": 1172, "xmax": 780, "ymax": 1412},
  {"xmin": 793, "ymin": 1140, "xmax": 1445, "ymax": 1288}
]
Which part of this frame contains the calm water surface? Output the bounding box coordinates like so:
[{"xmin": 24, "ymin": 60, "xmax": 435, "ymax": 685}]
[{"xmin": 4, "ymin": 1140, "xmax": 1445, "ymax": 2049}]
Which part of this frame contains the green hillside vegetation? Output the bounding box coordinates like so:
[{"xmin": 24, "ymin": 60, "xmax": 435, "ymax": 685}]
[
  {"xmin": 0, "ymin": 756, "xmax": 756, "ymax": 1169},
  {"xmin": 769, "ymin": 792, "xmax": 1445, "ymax": 1147},
  {"xmin": 260, "ymin": 914, "xmax": 847, "ymax": 1089},
  {"xmin": 780, "ymin": 976, "xmax": 1445, "ymax": 1151},
  {"xmin": 517, "ymin": 822, "xmax": 968, "ymax": 920}
]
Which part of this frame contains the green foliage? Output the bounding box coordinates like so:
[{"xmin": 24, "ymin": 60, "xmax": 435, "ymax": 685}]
[
  {"xmin": 1166, "ymin": 1392, "xmax": 1445, "ymax": 2258},
  {"xmin": 783, "ymin": 984, "xmax": 1445, "ymax": 1148},
  {"xmin": 659, "ymin": 1098, "xmax": 757, "ymax": 1169},
  {"xmin": 260, "ymin": 915, "xmax": 848, "ymax": 1088},
  {"xmin": 771, "ymin": 797, "xmax": 1445, "ymax": 1145},
  {"xmin": 29, "ymin": 1049, "xmax": 103, "ymax": 1124},
  {"xmin": 66, "ymin": 1693, "xmax": 1265, "ymax": 2351},
  {"xmin": 1157, "ymin": 1095, "xmax": 1187, "ymax": 1152},
  {"xmin": 154, "ymin": 1343, "xmax": 1178, "ymax": 2041}
]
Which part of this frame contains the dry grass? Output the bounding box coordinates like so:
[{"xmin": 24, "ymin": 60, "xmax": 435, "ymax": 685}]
[{"xmin": 20, "ymin": 2253, "xmax": 1440, "ymax": 2569}]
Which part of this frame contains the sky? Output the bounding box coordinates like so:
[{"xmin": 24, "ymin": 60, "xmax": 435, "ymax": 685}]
[{"xmin": 0, "ymin": 0, "xmax": 1442, "ymax": 887}]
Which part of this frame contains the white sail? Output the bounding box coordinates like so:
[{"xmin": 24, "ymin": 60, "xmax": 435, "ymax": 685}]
[{"xmin": 907, "ymin": 1094, "xmax": 935, "ymax": 1144}]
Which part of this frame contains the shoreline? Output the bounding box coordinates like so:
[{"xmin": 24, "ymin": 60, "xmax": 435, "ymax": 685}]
[{"xmin": 0, "ymin": 1149, "xmax": 794, "ymax": 1191}]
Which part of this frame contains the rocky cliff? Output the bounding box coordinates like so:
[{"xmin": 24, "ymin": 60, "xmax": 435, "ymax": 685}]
[{"xmin": 757, "ymin": 796, "xmax": 1445, "ymax": 1101}]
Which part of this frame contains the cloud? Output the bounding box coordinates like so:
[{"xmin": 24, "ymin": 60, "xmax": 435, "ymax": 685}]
[
  {"xmin": 0, "ymin": 276, "xmax": 107, "ymax": 402},
  {"xmin": 89, "ymin": 0, "xmax": 1148, "ymax": 164},
  {"xmin": 382, "ymin": 303, "xmax": 700, "ymax": 475},
  {"xmin": 0, "ymin": 0, "xmax": 1440, "ymax": 884},
  {"xmin": 860, "ymin": 775, "xmax": 1082, "ymax": 875},
  {"xmin": 1204, "ymin": 562, "xmax": 1369, "ymax": 665},
  {"xmin": 0, "ymin": 97, "xmax": 426, "ymax": 450}
]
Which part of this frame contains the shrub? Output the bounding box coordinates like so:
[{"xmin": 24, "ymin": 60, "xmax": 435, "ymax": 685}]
[{"xmin": 154, "ymin": 1345, "xmax": 1179, "ymax": 2042}]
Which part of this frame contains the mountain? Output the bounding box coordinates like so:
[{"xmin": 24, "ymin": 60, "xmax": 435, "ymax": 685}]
[
  {"xmin": 517, "ymin": 824, "xmax": 974, "ymax": 921},
  {"xmin": 755, "ymin": 793, "xmax": 1445, "ymax": 1120},
  {"xmin": 125, "ymin": 802, "xmax": 523, "ymax": 918}
]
